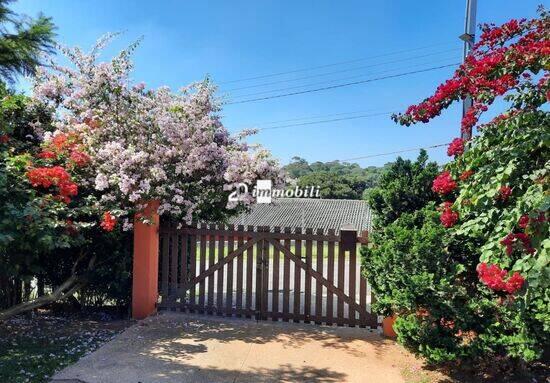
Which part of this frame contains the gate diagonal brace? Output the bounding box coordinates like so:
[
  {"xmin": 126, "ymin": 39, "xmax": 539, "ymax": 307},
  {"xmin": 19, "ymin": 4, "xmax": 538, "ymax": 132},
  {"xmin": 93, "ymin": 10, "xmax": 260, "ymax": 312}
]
[
  {"xmin": 268, "ymin": 238, "xmax": 369, "ymax": 318},
  {"xmin": 175, "ymin": 237, "xmax": 261, "ymax": 295}
]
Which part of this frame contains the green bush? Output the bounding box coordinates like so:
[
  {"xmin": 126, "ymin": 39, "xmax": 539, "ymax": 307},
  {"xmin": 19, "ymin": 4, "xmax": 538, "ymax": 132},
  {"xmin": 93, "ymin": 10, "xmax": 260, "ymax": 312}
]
[{"xmin": 365, "ymin": 9, "xmax": 550, "ymax": 365}]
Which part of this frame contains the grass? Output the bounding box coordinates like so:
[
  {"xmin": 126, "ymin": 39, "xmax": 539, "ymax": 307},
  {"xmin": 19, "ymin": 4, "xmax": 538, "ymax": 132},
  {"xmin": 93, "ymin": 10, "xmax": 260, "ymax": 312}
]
[
  {"xmin": 166, "ymin": 242, "xmax": 364, "ymax": 261},
  {"xmin": 0, "ymin": 311, "xmax": 131, "ymax": 383}
]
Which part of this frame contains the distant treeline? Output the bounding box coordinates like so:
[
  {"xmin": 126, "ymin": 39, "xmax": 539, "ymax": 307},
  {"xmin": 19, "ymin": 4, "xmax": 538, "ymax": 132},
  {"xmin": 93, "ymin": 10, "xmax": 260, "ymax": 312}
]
[{"xmin": 283, "ymin": 157, "xmax": 391, "ymax": 200}]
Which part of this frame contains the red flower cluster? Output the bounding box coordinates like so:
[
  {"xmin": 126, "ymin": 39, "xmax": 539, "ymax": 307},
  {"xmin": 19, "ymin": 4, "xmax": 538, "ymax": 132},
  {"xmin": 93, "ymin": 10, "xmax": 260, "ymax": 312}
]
[
  {"xmin": 477, "ymin": 263, "xmax": 525, "ymax": 294},
  {"xmin": 498, "ymin": 186, "xmax": 512, "ymax": 201},
  {"xmin": 440, "ymin": 202, "xmax": 459, "ymax": 228},
  {"xmin": 432, "ymin": 171, "xmax": 457, "ymax": 195},
  {"xmin": 69, "ymin": 150, "xmax": 90, "ymax": 167},
  {"xmin": 478, "ymin": 18, "xmax": 525, "ymax": 48},
  {"xmin": 26, "ymin": 166, "xmax": 78, "ymax": 204},
  {"xmin": 518, "ymin": 215, "xmax": 530, "ymax": 229},
  {"xmin": 51, "ymin": 133, "xmax": 76, "ymax": 152},
  {"xmin": 100, "ymin": 211, "xmax": 116, "ymax": 232},
  {"xmin": 447, "ymin": 138, "xmax": 465, "ymax": 157},
  {"xmin": 394, "ymin": 12, "xmax": 546, "ymax": 137},
  {"xmin": 500, "ymin": 232, "xmax": 535, "ymax": 255},
  {"xmin": 37, "ymin": 150, "xmax": 57, "ymax": 160},
  {"xmin": 0, "ymin": 134, "xmax": 9, "ymax": 144}
]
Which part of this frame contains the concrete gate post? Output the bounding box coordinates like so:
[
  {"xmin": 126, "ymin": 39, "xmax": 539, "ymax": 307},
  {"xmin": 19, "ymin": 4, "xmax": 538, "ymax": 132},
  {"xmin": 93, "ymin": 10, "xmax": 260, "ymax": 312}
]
[{"xmin": 132, "ymin": 200, "xmax": 160, "ymax": 319}]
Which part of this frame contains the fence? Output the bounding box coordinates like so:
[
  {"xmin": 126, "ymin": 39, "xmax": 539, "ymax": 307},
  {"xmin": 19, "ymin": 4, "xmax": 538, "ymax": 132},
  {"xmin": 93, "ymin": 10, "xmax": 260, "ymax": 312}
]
[{"xmin": 156, "ymin": 223, "xmax": 378, "ymax": 328}]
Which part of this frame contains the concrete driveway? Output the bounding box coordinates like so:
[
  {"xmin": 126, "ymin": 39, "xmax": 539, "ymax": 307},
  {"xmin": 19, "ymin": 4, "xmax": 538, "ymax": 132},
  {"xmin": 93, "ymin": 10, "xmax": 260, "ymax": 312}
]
[{"xmin": 52, "ymin": 312, "xmax": 416, "ymax": 383}]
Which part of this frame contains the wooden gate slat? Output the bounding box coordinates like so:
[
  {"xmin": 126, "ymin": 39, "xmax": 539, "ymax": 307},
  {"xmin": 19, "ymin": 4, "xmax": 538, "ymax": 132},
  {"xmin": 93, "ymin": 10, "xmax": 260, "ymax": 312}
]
[
  {"xmin": 207, "ymin": 224, "xmax": 216, "ymax": 314},
  {"xmin": 261, "ymin": 226, "xmax": 269, "ymax": 320},
  {"xmin": 315, "ymin": 228, "xmax": 324, "ymax": 324},
  {"xmin": 337, "ymin": 243, "xmax": 345, "ymax": 325},
  {"xmin": 161, "ymin": 232, "xmax": 169, "ymax": 299},
  {"xmin": 359, "ymin": 271, "xmax": 367, "ymax": 327},
  {"xmin": 236, "ymin": 225, "xmax": 244, "ymax": 317},
  {"xmin": 349, "ymin": 242, "xmax": 357, "ymax": 327},
  {"xmin": 326, "ymin": 229, "xmax": 335, "ymax": 325},
  {"xmin": 304, "ymin": 228, "xmax": 313, "ymax": 323},
  {"xmin": 225, "ymin": 224, "xmax": 235, "ymax": 315},
  {"xmin": 271, "ymin": 226, "xmax": 281, "ymax": 320},
  {"xmin": 188, "ymin": 226, "xmax": 197, "ymax": 312},
  {"xmin": 180, "ymin": 231, "xmax": 188, "ymax": 308},
  {"xmin": 282, "ymin": 227, "xmax": 291, "ymax": 322},
  {"xmin": 245, "ymin": 225, "xmax": 254, "ymax": 318},
  {"xmin": 293, "ymin": 227, "xmax": 302, "ymax": 323},
  {"xmin": 216, "ymin": 224, "xmax": 225, "ymax": 315},
  {"xmin": 255, "ymin": 226, "xmax": 263, "ymax": 319},
  {"xmin": 170, "ymin": 230, "xmax": 179, "ymax": 308},
  {"xmin": 198, "ymin": 223, "xmax": 207, "ymax": 314}
]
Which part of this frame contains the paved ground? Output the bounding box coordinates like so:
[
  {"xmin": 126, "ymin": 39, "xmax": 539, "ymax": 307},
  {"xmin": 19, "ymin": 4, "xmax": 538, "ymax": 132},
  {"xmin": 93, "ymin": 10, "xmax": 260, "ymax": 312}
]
[{"xmin": 51, "ymin": 312, "xmax": 417, "ymax": 383}]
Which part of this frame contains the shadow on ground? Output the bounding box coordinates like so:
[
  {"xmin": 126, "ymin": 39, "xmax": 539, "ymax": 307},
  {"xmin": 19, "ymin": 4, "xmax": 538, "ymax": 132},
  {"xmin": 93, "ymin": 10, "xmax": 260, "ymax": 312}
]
[{"xmin": 52, "ymin": 312, "xmax": 409, "ymax": 383}]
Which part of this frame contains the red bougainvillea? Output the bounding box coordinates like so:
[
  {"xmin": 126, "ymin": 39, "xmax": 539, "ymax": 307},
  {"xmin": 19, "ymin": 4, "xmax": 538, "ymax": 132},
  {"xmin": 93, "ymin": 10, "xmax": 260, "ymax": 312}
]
[
  {"xmin": 459, "ymin": 169, "xmax": 474, "ymax": 181},
  {"xmin": 477, "ymin": 263, "xmax": 525, "ymax": 294},
  {"xmin": 100, "ymin": 211, "xmax": 116, "ymax": 232},
  {"xmin": 447, "ymin": 138, "xmax": 465, "ymax": 157},
  {"xmin": 27, "ymin": 166, "xmax": 71, "ymax": 188},
  {"xmin": 439, "ymin": 202, "xmax": 459, "ymax": 228},
  {"xmin": 69, "ymin": 150, "xmax": 90, "ymax": 167},
  {"xmin": 498, "ymin": 186, "xmax": 512, "ymax": 201},
  {"xmin": 26, "ymin": 166, "xmax": 79, "ymax": 204},
  {"xmin": 500, "ymin": 232, "xmax": 536, "ymax": 255},
  {"xmin": 37, "ymin": 150, "xmax": 57, "ymax": 160},
  {"xmin": 432, "ymin": 171, "xmax": 457, "ymax": 195},
  {"xmin": 518, "ymin": 215, "xmax": 530, "ymax": 229}
]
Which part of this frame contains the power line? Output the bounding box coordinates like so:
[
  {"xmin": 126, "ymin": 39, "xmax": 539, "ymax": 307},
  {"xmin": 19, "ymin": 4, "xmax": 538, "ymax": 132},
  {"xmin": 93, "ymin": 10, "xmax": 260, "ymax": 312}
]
[
  {"xmin": 225, "ymin": 48, "xmax": 460, "ymax": 92},
  {"xmin": 218, "ymin": 41, "xmax": 452, "ymax": 84},
  {"xmin": 256, "ymin": 111, "xmax": 395, "ymax": 131},
  {"xmin": 235, "ymin": 106, "xmax": 408, "ymax": 128},
  {"xmin": 339, "ymin": 143, "xmax": 449, "ymax": 162},
  {"xmin": 226, "ymin": 63, "xmax": 459, "ymax": 105},
  {"xmin": 230, "ymin": 57, "xmax": 459, "ymax": 99}
]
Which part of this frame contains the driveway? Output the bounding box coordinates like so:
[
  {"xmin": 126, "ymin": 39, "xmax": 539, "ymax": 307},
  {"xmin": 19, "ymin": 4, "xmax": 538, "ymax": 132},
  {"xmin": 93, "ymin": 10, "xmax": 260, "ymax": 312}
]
[{"xmin": 52, "ymin": 312, "xmax": 417, "ymax": 383}]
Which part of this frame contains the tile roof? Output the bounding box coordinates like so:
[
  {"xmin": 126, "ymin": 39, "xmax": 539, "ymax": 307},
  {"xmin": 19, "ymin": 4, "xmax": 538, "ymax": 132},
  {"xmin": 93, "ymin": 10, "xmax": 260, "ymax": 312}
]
[{"xmin": 228, "ymin": 198, "xmax": 372, "ymax": 233}]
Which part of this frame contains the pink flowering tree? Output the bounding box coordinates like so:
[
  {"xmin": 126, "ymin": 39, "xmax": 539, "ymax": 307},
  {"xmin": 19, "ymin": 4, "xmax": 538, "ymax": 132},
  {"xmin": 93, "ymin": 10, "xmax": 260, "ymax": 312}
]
[
  {"xmin": 0, "ymin": 35, "xmax": 282, "ymax": 319},
  {"xmin": 390, "ymin": 7, "xmax": 549, "ymax": 364},
  {"xmin": 30, "ymin": 34, "xmax": 282, "ymax": 230}
]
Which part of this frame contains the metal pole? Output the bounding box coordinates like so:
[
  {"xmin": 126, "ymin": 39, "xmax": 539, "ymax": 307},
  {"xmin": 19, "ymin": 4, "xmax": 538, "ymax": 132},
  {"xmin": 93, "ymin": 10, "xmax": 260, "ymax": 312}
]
[{"xmin": 460, "ymin": 0, "xmax": 477, "ymax": 140}]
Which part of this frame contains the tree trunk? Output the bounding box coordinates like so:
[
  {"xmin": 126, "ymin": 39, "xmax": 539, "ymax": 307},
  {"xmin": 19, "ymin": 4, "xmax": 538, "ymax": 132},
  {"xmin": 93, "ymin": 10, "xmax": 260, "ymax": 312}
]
[
  {"xmin": 0, "ymin": 253, "xmax": 95, "ymax": 321},
  {"xmin": 37, "ymin": 278, "xmax": 45, "ymax": 297},
  {"xmin": 23, "ymin": 280, "xmax": 32, "ymax": 301},
  {"xmin": 0, "ymin": 275, "xmax": 85, "ymax": 321}
]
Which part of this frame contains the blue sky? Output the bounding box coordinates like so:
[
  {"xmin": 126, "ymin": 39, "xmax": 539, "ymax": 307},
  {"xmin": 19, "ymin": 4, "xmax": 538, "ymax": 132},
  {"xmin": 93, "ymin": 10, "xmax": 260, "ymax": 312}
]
[{"xmin": 13, "ymin": 0, "xmax": 542, "ymax": 167}]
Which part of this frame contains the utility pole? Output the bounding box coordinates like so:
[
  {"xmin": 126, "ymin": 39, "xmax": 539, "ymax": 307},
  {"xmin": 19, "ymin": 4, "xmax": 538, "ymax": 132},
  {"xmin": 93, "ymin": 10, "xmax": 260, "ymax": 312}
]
[{"xmin": 459, "ymin": 0, "xmax": 477, "ymax": 140}]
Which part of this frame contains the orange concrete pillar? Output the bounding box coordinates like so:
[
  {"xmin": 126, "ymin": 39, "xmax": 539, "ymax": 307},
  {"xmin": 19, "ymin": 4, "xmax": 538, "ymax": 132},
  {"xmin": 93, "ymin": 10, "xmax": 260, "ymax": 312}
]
[
  {"xmin": 383, "ymin": 315, "xmax": 398, "ymax": 338},
  {"xmin": 132, "ymin": 200, "xmax": 160, "ymax": 319}
]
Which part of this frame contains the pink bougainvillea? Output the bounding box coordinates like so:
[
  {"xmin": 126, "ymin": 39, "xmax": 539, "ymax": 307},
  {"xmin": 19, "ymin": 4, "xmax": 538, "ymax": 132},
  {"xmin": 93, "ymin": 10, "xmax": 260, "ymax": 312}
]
[{"xmin": 29, "ymin": 34, "xmax": 283, "ymax": 230}]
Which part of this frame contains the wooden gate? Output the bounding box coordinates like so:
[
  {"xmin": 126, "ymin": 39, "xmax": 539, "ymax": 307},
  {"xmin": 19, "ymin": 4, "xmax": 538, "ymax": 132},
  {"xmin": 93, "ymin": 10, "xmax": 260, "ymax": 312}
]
[{"xmin": 158, "ymin": 223, "xmax": 378, "ymax": 328}]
